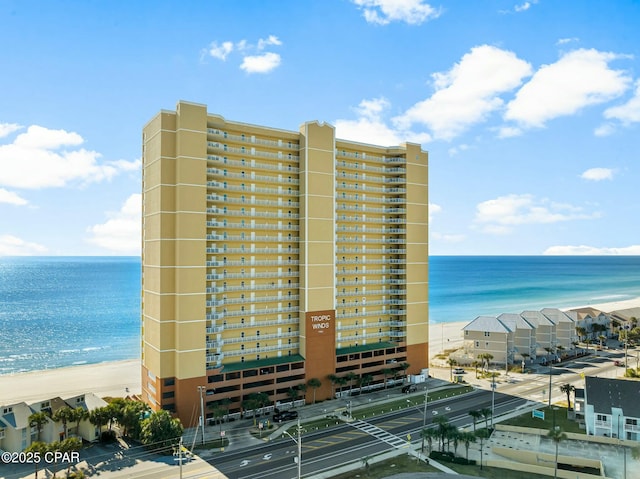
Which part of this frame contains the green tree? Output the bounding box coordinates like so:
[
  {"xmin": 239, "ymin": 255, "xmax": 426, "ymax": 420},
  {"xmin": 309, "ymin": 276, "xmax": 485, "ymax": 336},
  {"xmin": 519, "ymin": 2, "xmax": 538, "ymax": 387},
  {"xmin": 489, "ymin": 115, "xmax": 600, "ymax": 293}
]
[
  {"xmin": 433, "ymin": 415, "xmax": 450, "ymax": 452},
  {"xmin": 559, "ymin": 383, "xmax": 575, "ymax": 411},
  {"xmin": 480, "ymin": 407, "xmax": 492, "ymax": 429},
  {"xmin": 346, "ymin": 371, "xmax": 358, "ymax": 394},
  {"xmin": 24, "ymin": 441, "xmax": 49, "ymax": 479},
  {"xmin": 447, "ymin": 357, "xmax": 458, "ymax": 382},
  {"xmin": 140, "ymin": 410, "xmax": 183, "ymax": 452},
  {"xmin": 471, "ymin": 360, "xmax": 480, "ymax": 379},
  {"xmin": 286, "ymin": 387, "xmax": 300, "ymax": 402},
  {"xmin": 53, "ymin": 406, "xmax": 74, "ymax": 440},
  {"xmin": 381, "ymin": 368, "xmax": 394, "ymax": 389},
  {"xmin": 60, "ymin": 437, "xmax": 83, "ymax": 478},
  {"xmin": 460, "ymin": 431, "xmax": 476, "ymax": 461},
  {"xmin": 307, "ymin": 378, "xmax": 322, "ymax": 404},
  {"xmin": 328, "ymin": 374, "xmax": 339, "ymax": 397},
  {"xmin": 475, "ymin": 428, "xmax": 491, "ymax": 470},
  {"xmin": 242, "ymin": 392, "xmax": 270, "ymax": 425},
  {"xmin": 421, "ymin": 427, "xmax": 438, "ymax": 454},
  {"xmin": 118, "ymin": 400, "xmax": 149, "ymax": 439},
  {"xmin": 208, "ymin": 403, "xmax": 226, "ymax": 447},
  {"xmin": 335, "ymin": 376, "xmax": 348, "ymax": 395},
  {"xmin": 89, "ymin": 406, "xmax": 112, "ymax": 438},
  {"xmin": 28, "ymin": 411, "xmax": 50, "ymax": 442},
  {"xmin": 398, "ymin": 362, "xmax": 410, "ymax": 379},
  {"xmin": 71, "ymin": 407, "xmax": 88, "ymax": 437},
  {"xmin": 547, "ymin": 427, "xmax": 568, "ymax": 479},
  {"xmin": 468, "ymin": 410, "xmax": 481, "ymax": 433}
]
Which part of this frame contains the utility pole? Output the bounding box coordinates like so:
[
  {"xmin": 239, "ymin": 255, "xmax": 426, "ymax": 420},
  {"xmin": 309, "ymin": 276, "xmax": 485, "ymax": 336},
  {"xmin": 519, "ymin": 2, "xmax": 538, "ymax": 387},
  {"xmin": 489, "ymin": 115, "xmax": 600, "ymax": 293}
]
[
  {"xmin": 491, "ymin": 374, "xmax": 496, "ymax": 428},
  {"xmin": 548, "ymin": 351, "xmax": 553, "ymax": 407},
  {"xmin": 283, "ymin": 418, "xmax": 302, "ymax": 479},
  {"xmin": 197, "ymin": 385, "xmax": 206, "ymax": 445},
  {"xmin": 178, "ymin": 437, "xmax": 183, "ymax": 479},
  {"xmin": 421, "ymin": 388, "xmax": 428, "ymax": 452}
]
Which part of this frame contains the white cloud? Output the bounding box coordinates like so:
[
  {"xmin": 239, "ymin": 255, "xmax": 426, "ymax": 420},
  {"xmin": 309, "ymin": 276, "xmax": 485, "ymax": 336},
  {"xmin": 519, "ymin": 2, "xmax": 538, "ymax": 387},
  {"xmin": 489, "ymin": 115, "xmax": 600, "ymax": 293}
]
[
  {"xmin": 240, "ymin": 52, "xmax": 282, "ymax": 74},
  {"xmin": 429, "ymin": 203, "xmax": 441, "ymax": 222},
  {"xmin": 594, "ymin": 122, "xmax": 616, "ymax": 137},
  {"xmin": 0, "ymin": 234, "xmax": 47, "ymax": 256},
  {"xmin": 0, "ymin": 123, "xmax": 22, "ymax": 138},
  {"xmin": 556, "ymin": 37, "xmax": 579, "ymax": 46},
  {"xmin": 0, "ymin": 188, "xmax": 28, "ymax": 206},
  {"xmin": 447, "ymin": 143, "xmax": 470, "ymax": 156},
  {"xmin": 394, "ymin": 45, "xmax": 532, "ymax": 140},
  {"xmin": 334, "ymin": 97, "xmax": 431, "ymax": 145},
  {"xmin": 580, "ymin": 167, "xmax": 614, "ymax": 181},
  {"xmin": 431, "ymin": 232, "xmax": 465, "ymax": 243},
  {"xmin": 514, "ymin": 2, "xmax": 532, "ymax": 12},
  {"xmin": 474, "ymin": 193, "xmax": 599, "ymax": 234},
  {"xmin": 352, "ymin": 0, "xmax": 440, "ymax": 25},
  {"xmin": 603, "ymin": 79, "xmax": 640, "ymax": 124},
  {"xmin": 86, "ymin": 194, "xmax": 141, "ymax": 254},
  {"xmin": 0, "ymin": 125, "xmax": 138, "ymax": 189},
  {"xmin": 496, "ymin": 126, "xmax": 523, "ymax": 138},
  {"xmin": 207, "ymin": 41, "xmax": 234, "ymax": 61},
  {"xmin": 257, "ymin": 35, "xmax": 282, "ymax": 50},
  {"xmin": 543, "ymin": 244, "xmax": 640, "ymax": 255},
  {"xmin": 504, "ymin": 48, "xmax": 632, "ymax": 128}
]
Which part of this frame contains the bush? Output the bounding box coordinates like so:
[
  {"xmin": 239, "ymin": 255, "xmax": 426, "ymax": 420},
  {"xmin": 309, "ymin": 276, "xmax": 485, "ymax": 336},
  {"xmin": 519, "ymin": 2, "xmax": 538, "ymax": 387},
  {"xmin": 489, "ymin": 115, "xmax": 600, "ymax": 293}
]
[
  {"xmin": 100, "ymin": 430, "xmax": 117, "ymax": 443},
  {"xmin": 429, "ymin": 450, "xmax": 476, "ymax": 465}
]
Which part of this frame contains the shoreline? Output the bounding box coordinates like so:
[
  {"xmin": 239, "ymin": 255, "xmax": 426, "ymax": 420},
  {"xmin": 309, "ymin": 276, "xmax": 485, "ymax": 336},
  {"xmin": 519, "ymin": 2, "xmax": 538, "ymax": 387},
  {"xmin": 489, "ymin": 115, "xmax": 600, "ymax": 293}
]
[{"xmin": 1, "ymin": 295, "xmax": 638, "ymax": 406}]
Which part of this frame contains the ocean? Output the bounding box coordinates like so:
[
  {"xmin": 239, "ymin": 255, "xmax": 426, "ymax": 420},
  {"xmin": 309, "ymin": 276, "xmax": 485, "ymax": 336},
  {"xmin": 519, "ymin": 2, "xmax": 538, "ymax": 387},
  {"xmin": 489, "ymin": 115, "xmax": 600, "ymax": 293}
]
[{"xmin": 0, "ymin": 256, "xmax": 639, "ymax": 375}]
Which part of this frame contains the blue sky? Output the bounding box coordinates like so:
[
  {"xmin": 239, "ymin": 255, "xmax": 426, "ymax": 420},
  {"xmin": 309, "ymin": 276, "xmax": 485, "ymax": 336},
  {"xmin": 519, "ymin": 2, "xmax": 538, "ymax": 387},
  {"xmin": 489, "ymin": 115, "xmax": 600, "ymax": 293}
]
[{"xmin": 1, "ymin": 0, "xmax": 639, "ymax": 256}]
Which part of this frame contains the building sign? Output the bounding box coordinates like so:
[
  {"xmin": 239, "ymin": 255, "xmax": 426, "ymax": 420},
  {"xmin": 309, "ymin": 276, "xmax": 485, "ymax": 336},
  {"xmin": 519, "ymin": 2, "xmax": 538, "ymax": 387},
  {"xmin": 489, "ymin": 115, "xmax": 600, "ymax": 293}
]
[{"xmin": 306, "ymin": 310, "xmax": 335, "ymax": 337}]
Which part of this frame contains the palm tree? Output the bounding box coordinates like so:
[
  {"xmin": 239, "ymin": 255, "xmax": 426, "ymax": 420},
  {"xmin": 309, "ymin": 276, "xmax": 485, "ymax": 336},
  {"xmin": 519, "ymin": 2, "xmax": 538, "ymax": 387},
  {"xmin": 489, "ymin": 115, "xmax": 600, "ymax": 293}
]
[
  {"xmin": 336, "ymin": 376, "xmax": 348, "ymax": 395},
  {"xmin": 71, "ymin": 407, "xmax": 88, "ymax": 437},
  {"xmin": 209, "ymin": 403, "xmax": 226, "ymax": 447},
  {"xmin": 471, "ymin": 360, "xmax": 480, "ymax": 379},
  {"xmin": 89, "ymin": 407, "xmax": 111, "ymax": 438},
  {"xmin": 548, "ymin": 427, "xmax": 568, "ymax": 479},
  {"xmin": 53, "ymin": 406, "xmax": 74, "ymax": 440},
  {"xmin": 559, "ymin": 383, "xmax": 575, "ymax": 411},
  {"xmin": 433, "ymin": 415, "xmax": 450, "ymax": 452},
  {"xmin": 575, "ymin": 326, "xmax": 586, "ymax": 342},
  {"xmin": 468, "ymin": 410, "xmax": 482, "ymax": 433},
  {"xmin": 28, "ymin": 411, "xmax": 50, "ymax": 442},
  {"xmin": 421, "ymin": 427, "xmax": 437, "ymax": 453},
  {"xmin": 381, "ymin": 368, "xmax": 394, "ymax": 389},
  {"xmin": 475, "ymin": 428, "xmax": 491, "ymax": 470},
  {"xmin": 398, "ymin": 362, "xmax": 410, "ymax": 379},
  {"xmin": 450, "ymin": 427, "xmax": 461, "ymax": 456},
  {"xmin": 346, "ymin": 371, "xmax": 358, "ymax": 394},
  {"xmin": 480, "ymin": 407, "xmax": 492, "ymax": 430},
  {"xmin": 307, "ymin": 378, "xmax": 322, "ymax": 404},
  {"xmin": 447, "ymin": 357, "xmax": 458, "ymax": 382},
  {"xmin": 24, "ymin": 441, "xmax": 49, "ymax": 479},
  {"xmin": 286, "ymin": 387, "xmax": 300, "ymax": 403},
  {"xmin": 460, "ymin": 431, "xmax": 476, "ymax": 461},
  {"xmin": 328, "ymin": 374, "xmax": 340, "ymax": 397}
]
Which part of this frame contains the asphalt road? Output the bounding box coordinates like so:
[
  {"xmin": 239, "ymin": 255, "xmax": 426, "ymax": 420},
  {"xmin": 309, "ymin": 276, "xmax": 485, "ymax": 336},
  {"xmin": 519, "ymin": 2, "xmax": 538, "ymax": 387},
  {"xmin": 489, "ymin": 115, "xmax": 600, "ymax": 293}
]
[{"xmin": 209, "ymin": 389, "xmax": 528, "ymax": 479}]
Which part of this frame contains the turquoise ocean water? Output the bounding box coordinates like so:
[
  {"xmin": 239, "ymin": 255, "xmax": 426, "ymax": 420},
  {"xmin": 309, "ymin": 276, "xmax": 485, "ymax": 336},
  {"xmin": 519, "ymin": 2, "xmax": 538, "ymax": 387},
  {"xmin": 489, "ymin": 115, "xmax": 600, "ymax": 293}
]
[{"xmin": 0, "ymin": 256, "xmax": 638, "ymax": 374}]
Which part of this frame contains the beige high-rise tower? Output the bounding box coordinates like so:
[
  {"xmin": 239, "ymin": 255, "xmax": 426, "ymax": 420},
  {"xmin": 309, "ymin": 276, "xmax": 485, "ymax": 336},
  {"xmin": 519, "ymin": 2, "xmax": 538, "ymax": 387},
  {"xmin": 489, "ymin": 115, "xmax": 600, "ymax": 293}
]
[{"xmin": 141, "ymin": 101, "xmax": 429, "ymax": 425}]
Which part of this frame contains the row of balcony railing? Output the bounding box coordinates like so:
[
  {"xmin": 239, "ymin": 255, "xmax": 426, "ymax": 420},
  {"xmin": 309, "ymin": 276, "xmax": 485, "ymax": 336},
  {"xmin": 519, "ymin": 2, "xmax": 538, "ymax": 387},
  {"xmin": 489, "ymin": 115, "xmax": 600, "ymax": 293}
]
[
  {"xmin": 206, "ymin": 234, "xmax": 300, "ymax": 242},
  {"xmin": 336, "ymin": 183, "xmax": 407, "ymax": 194},
  {"xmin": 206, "ymin": 259, "xmax": 299, "ymax": 267},
  {"xmin": 336, "ymin": 205, "xmax": 406, "ymax": 214},
  {"xmin": 207, "ymin": 129, "xmax": 299, "ymax": 150},
  {"xmin": 207, "ymin": 194, "xmax": 300, "ymax": 208},
  {"xmin": 207, "ymin": 208, "xmax": 300, "ymax": 219},
  {"xmin": 224, "ymin": 343, "xmax": 300, "ymax": 357},
  {"xmin": 207, "ymin": 247, "xmax": 299, "ymax": 254},
  {"xmin": 208, "ymin": 168, "xmax": 300, "ymax": 185},
  {"xmin": 207, "ymin": 294, "xmax": 299, "ymax": 306},
  {"xmin": 336, "ymin": 150, "xmax": 406, "ymax": 164},
  {"xmin": 208, "ymin": 155, "xmax": 300, "ymax": 173},
  {"xmin": 207, "ymin": 283, "xmax": 300, "ymax": 293},
  {"xmin": 206, "ymin": 220, "xmax": 300, "ymax": 231},
  {"xmin": 207, "ymin": 181, "xmax": 299, "ymax": 196},
  {"xmin": 337, "ymin": 268, "xmax": 406, "ymax": 276},
  {"xmin": 208, "ymin": 142, "xmax": 300, "ymax": 161},
  {"xmin": 336, "ymin": 160, "xmax": 406, "ymax": 174},
  {"xmin": 207, "ymin": 271, "xmax": 299, "ymax": 281}
]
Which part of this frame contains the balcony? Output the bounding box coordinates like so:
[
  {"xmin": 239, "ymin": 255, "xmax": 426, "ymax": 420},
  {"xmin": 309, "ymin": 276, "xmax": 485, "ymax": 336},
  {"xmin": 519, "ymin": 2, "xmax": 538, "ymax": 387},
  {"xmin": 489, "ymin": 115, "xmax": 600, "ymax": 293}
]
[
  {"xmin": 216, "ymin": 306, "xmax": 299, "ymax": 318},
  {"xmin": 225, "ymin": 343, "xmax": 300, "ymax": 357},
  {"xmin": 225, "ymin": 331, "xmax": 299, "ymax": 343},
  {"xmin": 206, "ymin": 130, "xmax": 299, "ymax": 150},
  {"xmin": 207, "ymin": 282, "xmax": 300, "ymax": 293},
  {"xmin": 207, "ymin": 157, "xmax": 300, "ymax": 173},
  {"xmin": 223, "ymin": 317, "xmax": 298, "ymax": 329}
]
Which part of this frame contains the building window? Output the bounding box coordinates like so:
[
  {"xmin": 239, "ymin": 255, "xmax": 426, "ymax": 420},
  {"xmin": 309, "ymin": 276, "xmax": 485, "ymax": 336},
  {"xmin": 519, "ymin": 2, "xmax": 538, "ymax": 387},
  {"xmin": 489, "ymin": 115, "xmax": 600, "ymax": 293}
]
[{"xmin": 484, "ymin": 331, "xmax": 490, "ymax": 337}]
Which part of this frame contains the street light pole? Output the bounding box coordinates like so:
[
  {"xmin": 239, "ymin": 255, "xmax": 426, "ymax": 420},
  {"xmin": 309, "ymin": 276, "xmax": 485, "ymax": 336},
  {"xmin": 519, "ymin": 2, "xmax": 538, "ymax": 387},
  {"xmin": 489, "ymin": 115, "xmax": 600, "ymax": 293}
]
[
  {"xmin": 491, "ymin": 374, "xmax": 496, "ymax": 428},
  {"xmin": 421, "ymin": 388, "xmax": 428, "ymax": 452},
  {"xmin": 197, "ymin": 386, "xmax": 206, "ymax": 445},
  {"xmin": 283, "ymin": 418, "xmax": 302, "ymax": 479},
  {"xmin": 548, "ymin": 352, "xmax": 553, "ymax": 407}
]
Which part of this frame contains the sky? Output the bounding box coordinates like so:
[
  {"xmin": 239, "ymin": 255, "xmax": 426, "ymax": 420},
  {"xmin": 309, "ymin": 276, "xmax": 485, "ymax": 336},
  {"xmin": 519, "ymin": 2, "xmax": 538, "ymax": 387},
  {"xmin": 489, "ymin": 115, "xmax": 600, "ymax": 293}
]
[{"xmin": 1, "ymin": 0, "xmax": 639, "ymax": 256}]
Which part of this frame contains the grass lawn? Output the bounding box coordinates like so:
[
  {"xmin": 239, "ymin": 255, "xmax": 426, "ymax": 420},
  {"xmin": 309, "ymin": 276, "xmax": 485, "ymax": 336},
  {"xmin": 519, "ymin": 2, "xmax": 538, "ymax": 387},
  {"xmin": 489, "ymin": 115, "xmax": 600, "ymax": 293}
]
[
  {"xmin": 328, "ymin": 454, "xmax": 551, "ymax": 479},
  {"xmin": 500, "ymin": 405, "xmax": 584, "ymax": 434}
]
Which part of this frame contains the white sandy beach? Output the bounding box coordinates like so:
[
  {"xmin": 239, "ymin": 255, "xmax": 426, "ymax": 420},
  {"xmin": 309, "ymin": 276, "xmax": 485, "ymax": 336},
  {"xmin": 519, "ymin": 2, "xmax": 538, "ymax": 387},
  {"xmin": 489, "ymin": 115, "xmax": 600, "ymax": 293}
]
[{"xmin": 1, "ymin": 296, "xmax": 638, "ymax": 406}]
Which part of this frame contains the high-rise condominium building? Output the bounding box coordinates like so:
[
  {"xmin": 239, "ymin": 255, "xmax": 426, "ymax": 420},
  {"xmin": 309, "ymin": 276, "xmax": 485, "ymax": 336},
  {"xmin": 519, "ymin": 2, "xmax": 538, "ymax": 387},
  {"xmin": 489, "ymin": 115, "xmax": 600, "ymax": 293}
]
[{"xmin": 141, "ymin": 101, "xmax": 429, "ymax": 425}]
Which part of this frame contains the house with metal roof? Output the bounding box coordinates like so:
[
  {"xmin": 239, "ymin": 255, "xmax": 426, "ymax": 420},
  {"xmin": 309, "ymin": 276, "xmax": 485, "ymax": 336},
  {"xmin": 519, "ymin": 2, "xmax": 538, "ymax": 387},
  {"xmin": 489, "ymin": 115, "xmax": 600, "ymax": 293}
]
[
  {"xmin": 0, "ymin": 402, "xmax": 35, "ymax": 453},
  {"xmin": 541, "ymin": 308, "xmax": 578, "ymax": 351},
  {"xmin": 462, "ymin": 315, "xmax": 514, "ymax": 367},
  {"xmin": 584, "ymin": 376, "xmax": 640, "ymax": 441},
  {"xmin": 520, "ymin": 310, "xmax": 557, "ymax": 359},
  {"xmin": 497, "ymin": 313, "xmax": 536, "ymax": 361}
]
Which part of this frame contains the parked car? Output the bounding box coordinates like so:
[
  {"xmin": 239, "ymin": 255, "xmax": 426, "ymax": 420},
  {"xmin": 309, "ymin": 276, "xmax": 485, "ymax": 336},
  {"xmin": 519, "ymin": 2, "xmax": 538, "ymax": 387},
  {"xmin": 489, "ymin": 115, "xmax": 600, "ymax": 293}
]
[
  {"xmin": 453, "ymin": 367, "xmax": 465, "ymax": 374},
  {"xmin": 401, "ymin": 384, "xmax": 417, "ymax": 393},
  {"xmin": 614, "ymin": 360, "xmax": 624, "ymax": 367},
  {"xmin": 273, "ymin": 410, "xmax": 299, "ymax": 422}
]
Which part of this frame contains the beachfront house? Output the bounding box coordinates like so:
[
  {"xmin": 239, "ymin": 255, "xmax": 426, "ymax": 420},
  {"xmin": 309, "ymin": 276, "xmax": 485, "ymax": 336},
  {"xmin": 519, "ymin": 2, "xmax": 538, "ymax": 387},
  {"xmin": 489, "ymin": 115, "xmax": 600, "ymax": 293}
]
[
  {"xmin": 520, "ymin": 310, "xmax": 557, "ymax": 360},
  {"xmin": 0, "ymin": 402, "xmax": 35, "ymax": 453},
  {"xmin": 584, "ymin": 376, "xmax": 640, "ymax": 441},
  {"xmin": 462, "ymin": 316, "xmax": 515, "ymax": 367},
  {"xmin": 541, "ymin": 308, "xmax": 578, "ymax": 352},
  {"xmin": 569, "ymin": 307, "xmax": 610, "ymax": 342},
  {"xmin": 609, "ymin": 307, "xmax": 640, "ymax": 337},
  {"xmin": 0, "ymin": 393, "xmax": 108, "ymax": 453},
  {"xmin": 497, "ymin": 313, "xmax": 536, "ymax": 362},
  {"xmin": 64, "ymin": 393, "xmax": 108, "ymax": 442}
]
